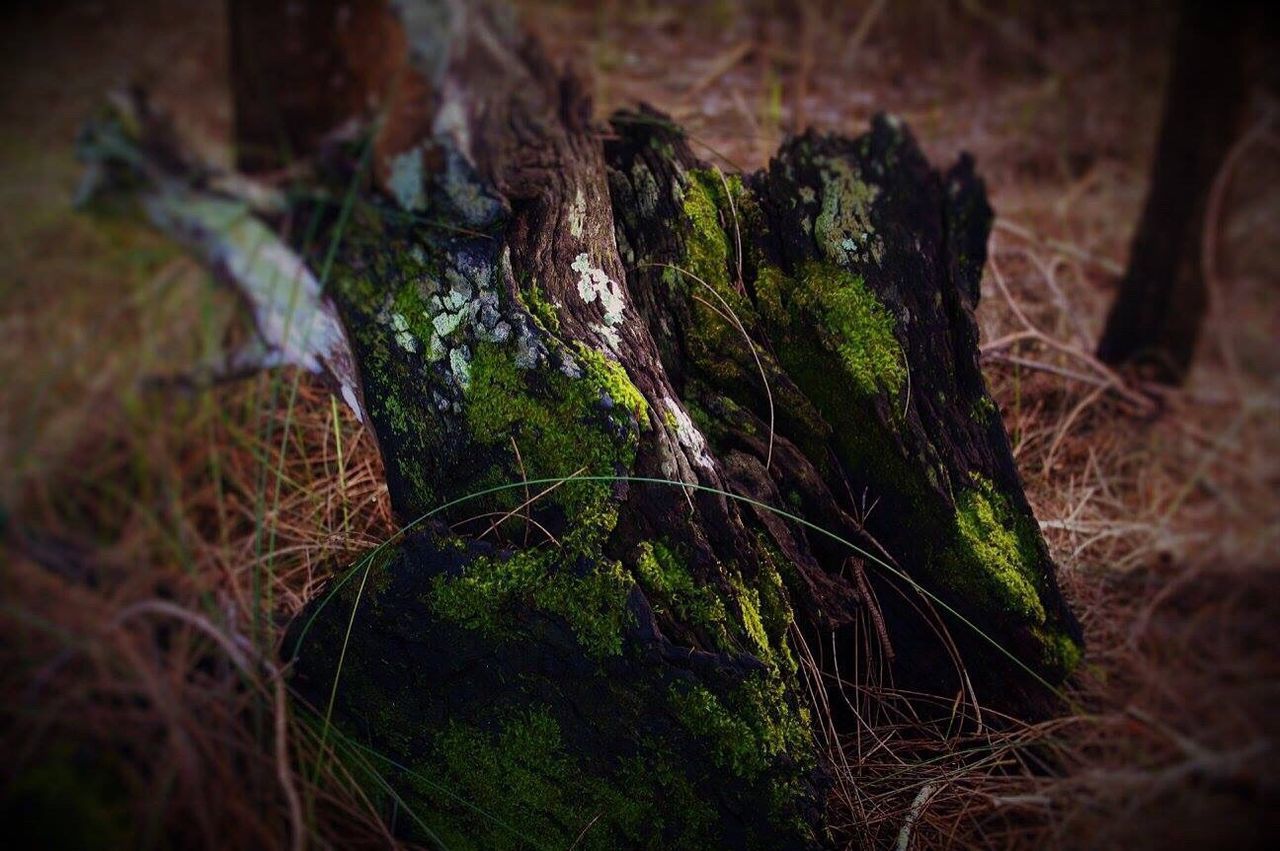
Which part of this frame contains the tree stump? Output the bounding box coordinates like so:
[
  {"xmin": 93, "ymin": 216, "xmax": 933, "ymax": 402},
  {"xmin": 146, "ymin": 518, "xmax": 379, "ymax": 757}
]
[{"xmin": 78, "ymin": 1, "xmax": 1082, "ymax": 845}]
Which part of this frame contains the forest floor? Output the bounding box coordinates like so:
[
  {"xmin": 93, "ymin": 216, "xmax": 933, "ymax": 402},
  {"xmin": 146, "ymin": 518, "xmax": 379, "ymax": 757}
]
[{"xmin": 1, "ymin": 1, "xmax": 1277, "ymax": 848}]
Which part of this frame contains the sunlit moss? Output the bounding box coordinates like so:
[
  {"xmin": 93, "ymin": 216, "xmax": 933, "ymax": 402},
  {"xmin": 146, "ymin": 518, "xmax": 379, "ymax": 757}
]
[
  {"xmin": 668, "ymin": 674, "xmax": 813, "ymax": 784},
  {"xmin": 633, "ymin": 541, "xmax": 735, "ymax": 647},
  {"xmin": 464, "ymin": 341, "xmax": 641, "ymax": 530},
  {"xmin": 756, "ymin": 260, "xmax": 905, "ymax": 398},
  {"xmin": 944, "ymin": 474, "xmax": 1047, "ymax": 624},
  {"xmin": 428, "ymin": 547, "xmax": 634, "ymax": 659}
]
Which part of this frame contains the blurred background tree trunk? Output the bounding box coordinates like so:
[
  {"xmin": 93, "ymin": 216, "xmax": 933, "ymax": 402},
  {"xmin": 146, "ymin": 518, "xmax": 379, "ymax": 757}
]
[{"xmin": 1096, "ymin": 0, "xmax": 1254, "ymax": 383}]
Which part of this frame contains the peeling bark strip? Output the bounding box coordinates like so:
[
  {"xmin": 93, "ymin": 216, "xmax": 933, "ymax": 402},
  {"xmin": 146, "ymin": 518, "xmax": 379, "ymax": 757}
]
[
  {"xmin": 78, "ymin": 0, "xmax": 1081, "ymax": 846},
  {"xmin": 75, "ymin": 92, "xmax": 365, "ymax": 423}
]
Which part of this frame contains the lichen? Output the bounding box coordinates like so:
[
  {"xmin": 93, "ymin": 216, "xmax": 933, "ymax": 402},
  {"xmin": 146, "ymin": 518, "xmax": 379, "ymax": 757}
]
[
  {"xmin": 662, "ymin": 396, "xmax": 715, "ymax": 471},
  {"xmin": 572, "ymin": 252, "xmax": 626, "ymax": 327},
  {"xmin": 387, "ymin": 146, "xmax": 427, "ymax": 212},
  {"xmin": 812, "ymin": 158, "xmax": 883, "ymax": 267},
  {"xmin": 630, "ymin": 160, "xmax": 661, "ymax": 216},
  {"xmin": 568, "ymin": 186, "xmax": 587, "ymax": 239}
]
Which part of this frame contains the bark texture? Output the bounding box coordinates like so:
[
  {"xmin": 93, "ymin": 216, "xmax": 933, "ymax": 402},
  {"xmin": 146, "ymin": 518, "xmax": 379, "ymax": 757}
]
[{"xmin": 81, "ymin": 1, "xmax": 1083, "ymax": 845}]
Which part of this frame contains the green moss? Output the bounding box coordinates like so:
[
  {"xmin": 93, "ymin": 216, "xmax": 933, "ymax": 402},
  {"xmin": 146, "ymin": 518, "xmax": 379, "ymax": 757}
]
[
  {"xmin": 519, "ymin": 276, "xmax": 561, "ymax": 334},
  {"xmin": 668, "ymin": 674, "xmax": 813, "ymax": 783},
  {"xmin": 631, "ymin": 542, "xmax": 794, "ymax": 669},
  {"xmin": 672, "ymin": 171, "xmax": 827, "ymax": 456},
  {"xmin": 417, "ymin": 707, "xmax": 716, "ymax": 850},
  {"xmin": 944, "ymin": 475, "xmax": 1046, "ymax": 624},
  {"xmin": 730, "ymin": 577, "xmax": 771, "ymax": 660},
  {"xmin": 1035, "ymin": 626, "xmax": 1084, "ymax": 676},
  {"xmin": 428, "ymin": 547, "xmax": 633, "ymax": 659},
  {"xmin": 428, "ymin": 341, "xmax": 650, "ymax": 657},
  {"xmin": 756, "ymin": 260, "xmax": 905, "ymax": 398},
  {"xmin": 633, "ymin": 541, "xmax": 732, "ymax": 649},
  {"xmin": 972, "ymin": 394, "xmax": 998, "ymax": 425},
  {"xmin": 751, "ymin": 542, "xmax": 800, "ymax": 675},
  {"xmin": 575, "ymin": 343, "xmax": 649, "ymax": 425},
  {"xmin": 464, "ymin": 341, "xmax": 640, "ymax": 532},
  {"xmin": 680, "ymin": 171, "xmax": 735, "ymax": 294}
]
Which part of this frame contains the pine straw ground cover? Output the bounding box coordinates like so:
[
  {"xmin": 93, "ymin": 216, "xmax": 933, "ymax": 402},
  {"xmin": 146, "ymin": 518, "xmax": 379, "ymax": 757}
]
[{"xmin": 1, "ymin": 1, "xmax": 1277, "ymax": 848}]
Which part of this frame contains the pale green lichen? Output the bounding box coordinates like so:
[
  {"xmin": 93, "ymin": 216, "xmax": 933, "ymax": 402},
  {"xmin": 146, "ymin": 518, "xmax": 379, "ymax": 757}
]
[
  {"xmin": 813, "ymin": 158, "xmax": 883, "ymax": 267},
  {"xmin": 662, "ymin": 396, "xmax": 715, "ymax": 472},
  {"xmin": 387, "ymin": 146, "xmax": 427, "ymax": 212},
  {"xmin": 631, "ymin": 160, "xmax": 661, "ymax": 216},
  {"xmin": 568, "ymin": 186, "xmax": 586, "ymax": 239},
  {"xmin": 572, "ymin": 252, "xmax": 626, "ymax": 327},
  {"xmin": 391, "ymin": 312, "xmax": 418, "ymax": 352}
]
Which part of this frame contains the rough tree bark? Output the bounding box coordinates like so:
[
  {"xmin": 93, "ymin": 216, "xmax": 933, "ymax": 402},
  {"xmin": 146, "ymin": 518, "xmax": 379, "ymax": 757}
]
[{"xmin": 78, "ymin": 1, "xmax": 1082, "ymax": 846}]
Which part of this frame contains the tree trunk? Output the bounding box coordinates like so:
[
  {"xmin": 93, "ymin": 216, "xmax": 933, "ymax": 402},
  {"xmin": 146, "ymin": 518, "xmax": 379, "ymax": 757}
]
[
  {"xmin": 79, "ymin": 1, "xmax": 1082, "ymax": 845},
  {"xmin": 1096, "ymin": 0, "xmax": 1250, "ymax": 383}
]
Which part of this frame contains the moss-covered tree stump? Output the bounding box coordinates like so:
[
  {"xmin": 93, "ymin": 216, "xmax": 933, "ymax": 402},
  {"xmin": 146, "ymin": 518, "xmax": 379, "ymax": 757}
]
[{"xmin": 79, "ymin": 0, "xmax": 1082, "ymax": 846}]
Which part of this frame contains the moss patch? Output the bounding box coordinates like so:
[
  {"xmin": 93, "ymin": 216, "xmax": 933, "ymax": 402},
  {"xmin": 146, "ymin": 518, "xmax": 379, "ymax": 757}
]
[
  {"xmin": 668, "ymin": 674, "xmax": 813, "ymax": 783},
  {"xmin": 575, "ymin": 343, "xmax": 649, "ymax": 425},
  {"xmin": 633, "ymin": 541, "xmax": 732, "ymax": 648},
  {"xmin": 416, "ymin": 707, "xmax": 717, "ymax": 850},
  {"xmin": 428, "ymin": 547, "xmax": 634, "ymax": 659},
  {"xmin": 944, "ymin": 475, "xmax": 1047, "ymax": 624},
  {"xmin": 518, "ymin": 275, "xmax": 561, "ymax": 334},
  {"xmin": 756, "ymin": 260, "xmax": 905, "ymax": 398},
  {"xmin": 464, "ymin": 340, "xmax": 641, "ymax": 531},
  {"xmin": 422, "ymin": 339, "xmax": 653, "ymax": 658},
  {"xmin": 679, "ymin": 170, "xmax": 737, "ymax": 293}
]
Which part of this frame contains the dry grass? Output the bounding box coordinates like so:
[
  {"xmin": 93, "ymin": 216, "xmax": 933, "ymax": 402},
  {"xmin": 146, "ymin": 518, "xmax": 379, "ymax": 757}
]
[{"xmin": 2, "ymin": 0, "xmax": 1278, "ymax": 848}]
